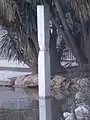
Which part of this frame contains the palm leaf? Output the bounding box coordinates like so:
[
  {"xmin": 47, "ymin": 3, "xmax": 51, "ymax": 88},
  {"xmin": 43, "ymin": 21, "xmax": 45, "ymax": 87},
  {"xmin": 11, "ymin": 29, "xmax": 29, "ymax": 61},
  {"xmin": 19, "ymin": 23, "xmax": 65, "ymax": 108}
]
[
  {"xmin": 0, "ymin": 0, "xmax": 39, "ymax": 66},
  {"xmin": 0, "ymin": 0, "xmax": 89, "ymax": 66},
  {"xmin": 69, "ymin": 0, "xmax": 90, "ymax": 23}
]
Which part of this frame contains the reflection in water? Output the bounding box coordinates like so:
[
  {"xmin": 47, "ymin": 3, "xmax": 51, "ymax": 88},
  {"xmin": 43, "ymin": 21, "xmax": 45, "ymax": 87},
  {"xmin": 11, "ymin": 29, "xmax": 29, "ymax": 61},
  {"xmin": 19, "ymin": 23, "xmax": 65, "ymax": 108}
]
[
  {"xmin": 0, "ymin": 87, "xmax": 73, "ymax": 120},
  {"xmin": 0, "ymin": 87, "xmax": 38, "ymax": 110},
  {"xmin": 32, "ymin": 100, "xmax": 39, "ymax": 120},
  {"xmin": 52, "ymin": 99, "xmax": 64, "ymax": 120},
  {"xmin": 39, "ymin": 98, "xmax": 65, "ymax": 120},
  {"xmin": 39, "ymin": 98, "xmax": 52, "ymax": 120}
]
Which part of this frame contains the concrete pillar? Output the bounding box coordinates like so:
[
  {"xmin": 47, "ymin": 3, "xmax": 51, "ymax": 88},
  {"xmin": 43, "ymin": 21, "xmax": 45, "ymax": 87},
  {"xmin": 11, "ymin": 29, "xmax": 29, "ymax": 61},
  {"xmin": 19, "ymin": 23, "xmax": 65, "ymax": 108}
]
[{"xmin": 37, "ymin": 5, "xmax": 51, "ymax": 98}]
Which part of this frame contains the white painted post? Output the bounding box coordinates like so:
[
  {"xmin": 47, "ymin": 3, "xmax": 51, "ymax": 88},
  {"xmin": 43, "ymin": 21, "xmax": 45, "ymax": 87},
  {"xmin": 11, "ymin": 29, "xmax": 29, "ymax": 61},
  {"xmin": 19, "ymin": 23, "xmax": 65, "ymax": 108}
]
[{"xmin": 37, "ymin": 4, "xmax": 51, "ymax": 98}]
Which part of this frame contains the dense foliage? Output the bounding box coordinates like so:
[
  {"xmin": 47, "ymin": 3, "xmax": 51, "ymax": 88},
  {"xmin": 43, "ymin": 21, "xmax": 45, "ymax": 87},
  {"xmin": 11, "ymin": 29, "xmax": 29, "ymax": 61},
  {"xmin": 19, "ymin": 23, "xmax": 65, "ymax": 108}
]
[{"xmin": 0, "ymin": 0, "xmax": 90, "ymax": 71}]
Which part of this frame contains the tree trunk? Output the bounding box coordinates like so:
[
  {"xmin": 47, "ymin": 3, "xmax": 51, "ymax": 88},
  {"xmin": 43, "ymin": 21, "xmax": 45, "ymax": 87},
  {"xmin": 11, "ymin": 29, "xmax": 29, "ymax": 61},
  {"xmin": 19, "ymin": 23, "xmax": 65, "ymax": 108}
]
[
  {"xmin": 81, "ymin": 21, "xmax": 90, "ymax": 63},
  {"xmin": 54, "ymin": 0, "xmax": 88, "ymax": 64},
  {"xmin": 50, "ymin": 25, "xmax": 66, "ymax": 74},
  {"xmin": 57, "ymin": 39, "xmax": 66, "ymax": 60}
]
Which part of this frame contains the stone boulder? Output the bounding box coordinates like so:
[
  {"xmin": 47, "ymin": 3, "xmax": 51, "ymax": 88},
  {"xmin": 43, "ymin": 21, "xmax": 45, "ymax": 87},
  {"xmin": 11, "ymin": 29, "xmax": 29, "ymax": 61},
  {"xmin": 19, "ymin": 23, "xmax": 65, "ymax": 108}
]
[
  {"xmin": 73, "ymin": 77, "xmax": 90, "ymax": 106},
  {"xmin": 15, "ymin": 74, "xmax": 38, "ymax": 88},
  {"xmin": 63, "ymin": 112, "xmax": 71, "ymax": 119},
  {"xmin": 75, "ymin": 105, "xmax": 90, "ymax": 119},
  {"xmin": 15, "ymin": 74, "xmax": 81, "ymax": 91},
  {"xmin": 21, "ymin": 74, "xmax": 38, "ymax": 87},
  {"xmin": 51, "ymin": 75, "xmax": 67, "ymax": 89},
  {"xmin": 64, "ymin": 105, "xmax": 90, "ymax": 120},
  {"xmin": 15, "ymin": 74, "xmax": 68, "ymax": 88}
]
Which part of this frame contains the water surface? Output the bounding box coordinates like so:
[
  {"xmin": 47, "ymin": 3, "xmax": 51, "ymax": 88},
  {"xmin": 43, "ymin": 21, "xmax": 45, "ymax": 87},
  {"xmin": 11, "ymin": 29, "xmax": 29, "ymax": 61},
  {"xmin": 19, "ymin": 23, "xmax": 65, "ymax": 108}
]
[{"xmin": 0, "ymin": 87, "xmax": 72, "ymax": 120}]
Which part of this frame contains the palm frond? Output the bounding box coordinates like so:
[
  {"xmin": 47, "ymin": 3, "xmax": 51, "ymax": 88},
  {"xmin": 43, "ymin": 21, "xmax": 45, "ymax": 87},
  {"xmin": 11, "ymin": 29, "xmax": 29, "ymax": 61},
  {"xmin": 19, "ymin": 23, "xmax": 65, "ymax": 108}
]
[
  {"xmin": 0, "ymin": 0, "xmax": 39, "ymax": 66},
  {"xmin": 0, "ymin": 0, "xmax": 19, "ymax": 23},
  {"xmin": 0, "ymin": 32, "xmax": 24, "ymax": 62},
  {"xmin": 0, "ymin": 30, "xmax": 38, "ymax": 66},
  {"xmin": 1, "ymin": 0, "xmax": 90, "ymax": 66},
  {"xmin": 70, "ymin": 0, "xmax": 90, "ymax": 22}
]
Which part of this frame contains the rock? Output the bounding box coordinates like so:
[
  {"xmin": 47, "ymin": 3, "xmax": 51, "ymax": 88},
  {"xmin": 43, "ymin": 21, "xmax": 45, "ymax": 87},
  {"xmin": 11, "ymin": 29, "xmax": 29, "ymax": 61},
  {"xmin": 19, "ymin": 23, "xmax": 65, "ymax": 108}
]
[
  {"xmin": 64, "ymin": 105, "xmax": 90, "ymax": 120},
  {"xmin": 65, "ymin": 115, "xmax": 72, "ymax": 120},
  {"xmin": 75, "ymin": 91, "xmax": 88, "ymax": 105},
  {"xmin": 74, "ymin": 77, "xmax": 90, "ymax": 106},
  {"xmin": 76, "ymin": 77, "xmax": 90, "ymax": 92},
  {"xmin": 51, "ymin": 75, "xmax": 67, "ymax": 89},
  {"xmin": 15, "ymin": 74, "xmax": 68, "ymax": 88},
  {"xmin": 75, "ymin": 105, "xmax": 90, "ymax": 119},
  {"xmin": 21, "ymin": 74, "xmax": 38, "ymax": 87},
  {"xmin": 15, "ymin": 74, "xmax": 38, "ymax": 87},
  {"xmin": 15, "ymin": 74, "xmax": 88, "ymax": 91},
  {"xmin": 63, "ymin": 112, "xmax": 71, "ymax": 118}
]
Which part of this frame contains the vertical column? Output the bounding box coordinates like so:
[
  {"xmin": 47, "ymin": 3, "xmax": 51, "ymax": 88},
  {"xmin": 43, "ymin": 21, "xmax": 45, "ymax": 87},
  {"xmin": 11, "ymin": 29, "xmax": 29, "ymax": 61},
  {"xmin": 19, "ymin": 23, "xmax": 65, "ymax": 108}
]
[{"xmin": 37, "ymin": 5, "xmax": 51, "ymax": 98}]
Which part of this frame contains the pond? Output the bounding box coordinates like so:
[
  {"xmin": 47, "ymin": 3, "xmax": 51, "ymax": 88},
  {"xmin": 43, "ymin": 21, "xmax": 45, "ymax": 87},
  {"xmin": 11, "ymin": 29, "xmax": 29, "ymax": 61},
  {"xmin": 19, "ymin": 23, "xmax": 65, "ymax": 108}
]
[{"xmin": 0, "ymin": 87, "xmax": 73, "ymax": 120}]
